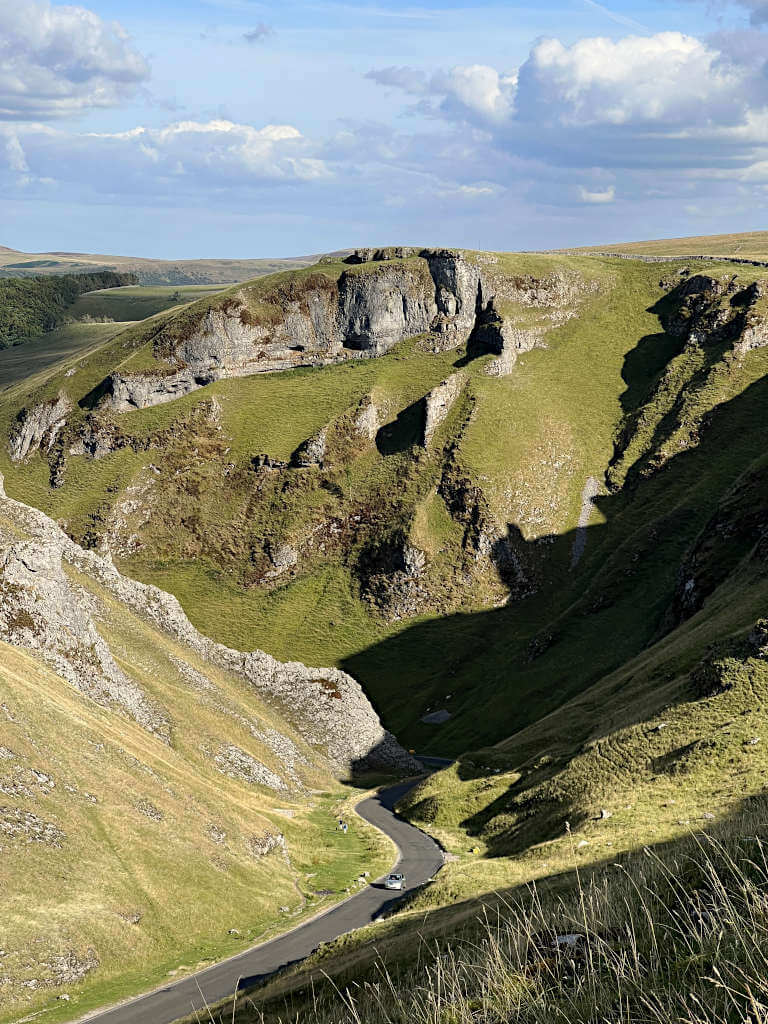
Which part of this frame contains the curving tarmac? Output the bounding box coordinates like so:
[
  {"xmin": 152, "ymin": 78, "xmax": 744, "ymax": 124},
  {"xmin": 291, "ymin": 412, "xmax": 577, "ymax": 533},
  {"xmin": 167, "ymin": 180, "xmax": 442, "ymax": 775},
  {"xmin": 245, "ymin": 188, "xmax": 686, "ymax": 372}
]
[{"xmin": 77, "ymin": 779, "xmax": 444, "ymax": 1024}]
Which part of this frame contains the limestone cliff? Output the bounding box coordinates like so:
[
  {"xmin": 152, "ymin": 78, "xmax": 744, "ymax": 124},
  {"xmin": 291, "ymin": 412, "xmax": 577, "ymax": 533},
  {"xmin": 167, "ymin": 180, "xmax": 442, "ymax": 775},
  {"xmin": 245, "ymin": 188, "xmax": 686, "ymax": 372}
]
[
  {"xmin": 0, "ymin": 473, "xmax": 416, "ymax": 776},
  {"xmin": 95, "ymin": 250, "xmax": 587, "ymax": 414}
]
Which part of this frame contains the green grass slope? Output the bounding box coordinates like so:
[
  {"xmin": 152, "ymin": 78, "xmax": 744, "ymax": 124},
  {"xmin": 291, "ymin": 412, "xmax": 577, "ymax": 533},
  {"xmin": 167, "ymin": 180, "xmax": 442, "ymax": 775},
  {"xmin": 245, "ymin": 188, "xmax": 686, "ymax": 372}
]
[
  {"xmin": 3, "ymin": 254, "xmax": 768, "ymax": 759},
  {"xmin": 4, "ymin": 241, "xmax": 768, "ymax": 1024},
  {"xmin": 0, "ymin": 498, "xmax": 394, "ymax": 1023}
]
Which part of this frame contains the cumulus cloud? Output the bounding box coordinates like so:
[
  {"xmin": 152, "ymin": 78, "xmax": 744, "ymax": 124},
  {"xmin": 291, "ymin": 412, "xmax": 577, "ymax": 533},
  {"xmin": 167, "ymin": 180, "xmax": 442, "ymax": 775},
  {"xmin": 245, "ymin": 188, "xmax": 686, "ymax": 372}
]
[
  {"xmin": 515, "ymin": 32, "xmax": 761, "ymax": 129},
  {"xmin": 369, "ymin": 31, "xmax": 768, "ymax": 170},
  {"xmin": 1, "ymin": 119, "xmax": 330, "ymax": 196},
  {"xmin": 366, "ymin": 64, "xmax": 516, "ymax": 121},
  {"xmin": 0, "ymin": 0, "xmax": 149, "ymax": 121}
]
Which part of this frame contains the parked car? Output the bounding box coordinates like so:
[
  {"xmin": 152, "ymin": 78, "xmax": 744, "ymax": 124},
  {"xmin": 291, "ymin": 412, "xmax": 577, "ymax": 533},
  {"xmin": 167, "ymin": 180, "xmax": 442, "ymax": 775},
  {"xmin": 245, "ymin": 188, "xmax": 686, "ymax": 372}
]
[{"xmin": 384, "ymin": 872, "xmax": 406, "ymax": 891}]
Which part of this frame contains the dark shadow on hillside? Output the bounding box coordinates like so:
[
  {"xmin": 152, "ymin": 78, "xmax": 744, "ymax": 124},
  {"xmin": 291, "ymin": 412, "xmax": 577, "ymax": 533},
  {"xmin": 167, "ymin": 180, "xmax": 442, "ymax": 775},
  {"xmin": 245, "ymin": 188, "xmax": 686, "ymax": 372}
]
[
  {"xmin": 610, "ymin": 279, "xmax": 760, "ymax": 484},
  {"xmin": 220, "ymin": 791, "xmax": 768, "ymax": 1024},
  {"xmin": 617, "ymin": 331, "xmax": 680, "ymax": 416},
  {"xmin": 375, "ymin": 399, "xmax": 425, "ymax": 456},
  {"xmin": 343, "ymin": 372, "xmax": 768, "ymax": 817}
]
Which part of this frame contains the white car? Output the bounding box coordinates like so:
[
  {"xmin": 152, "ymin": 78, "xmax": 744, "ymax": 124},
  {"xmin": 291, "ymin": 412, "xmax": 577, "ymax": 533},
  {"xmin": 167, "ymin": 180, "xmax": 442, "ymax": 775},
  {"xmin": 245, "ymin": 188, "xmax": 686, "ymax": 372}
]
[{"xmin": 384, "ymin": 872, "xmax": 406, "ymax": 891}]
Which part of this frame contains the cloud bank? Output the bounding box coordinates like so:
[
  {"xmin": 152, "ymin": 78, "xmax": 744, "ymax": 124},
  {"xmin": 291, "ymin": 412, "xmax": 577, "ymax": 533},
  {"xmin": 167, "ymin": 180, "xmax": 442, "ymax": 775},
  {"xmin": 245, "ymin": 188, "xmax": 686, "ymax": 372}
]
[{"xmin": 0, "ymin": 0, "xmax": 149, "ymax": 120}]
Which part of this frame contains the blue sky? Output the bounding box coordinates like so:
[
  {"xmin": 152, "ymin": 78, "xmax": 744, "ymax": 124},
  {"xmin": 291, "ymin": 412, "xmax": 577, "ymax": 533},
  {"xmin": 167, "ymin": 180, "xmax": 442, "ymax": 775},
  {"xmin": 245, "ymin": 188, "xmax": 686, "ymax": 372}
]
[{"xmin": 1, "ymin": 0, "xmax": 768, "ymax": 257}]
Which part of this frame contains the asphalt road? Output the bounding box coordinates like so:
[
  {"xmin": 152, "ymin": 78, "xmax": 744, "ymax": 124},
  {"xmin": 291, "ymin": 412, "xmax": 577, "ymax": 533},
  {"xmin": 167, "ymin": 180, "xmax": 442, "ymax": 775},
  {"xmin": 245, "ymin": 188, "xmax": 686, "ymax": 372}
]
[{"xmin": 78, "ymin": 779, "xmax": 444, "ymax": 1024}]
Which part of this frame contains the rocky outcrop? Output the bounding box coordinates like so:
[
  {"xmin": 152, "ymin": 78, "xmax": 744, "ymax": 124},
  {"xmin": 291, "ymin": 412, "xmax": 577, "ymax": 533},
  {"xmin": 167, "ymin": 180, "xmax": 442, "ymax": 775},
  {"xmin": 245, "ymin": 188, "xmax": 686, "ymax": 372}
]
[
  {"xmin": 471, "ymin": 312, "xmax": 544, "ymax": 376},
  {"xmin": 290, "ymin": 428, "xmax": 327, "ymax": 468},
  {"xmin": 104, "ymin": 370, "xmax": 211, "ymax": 413},
  {"xmin": 468, "ymin": 269, "xmax": 599, "ymax": 376},
  {"xmin": 608, "ymin": 272, "xmax": 768, "ymax": 490},
  {"xmin": 353, "ymin": 398, "xmax": 379, "ymax": 440},
  {"xmin": 423, "ymin": 374, "xmax": 464, "ymax": 446},
  {"xmin": 9, "ymin": 393, "xmax": 72, "ymax": 462},
  {"xmin": 0, "ymin": 534, "xmax": 170, "ymax": 741},
  {"xmin": 439, "ymin": 459, "xmax": 531, "ymax": 595},
  {"xmin": 0, "ymin": 473, "xmax": 417, "ymax": 776},
  {"xmin": 359, "ymin": 537, "xmax": 431, "ymax": 621},
  {"xmin": 98, "ymin": 252, "xmax": 489, "ymax": 413}
]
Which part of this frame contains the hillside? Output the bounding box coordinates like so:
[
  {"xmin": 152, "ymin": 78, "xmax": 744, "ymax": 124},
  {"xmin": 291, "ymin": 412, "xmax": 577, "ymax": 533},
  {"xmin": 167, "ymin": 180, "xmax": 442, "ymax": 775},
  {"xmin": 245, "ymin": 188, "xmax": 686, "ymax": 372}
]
[
  {"xmin": 4, "ymin": 239, "xmax": 768, "ymax": 1021},
  {"xmin": 567, "ymin": 228, "xmax": 768, "ymax": 261},
  {"xmin": 0, "ymin": 245, "xmax": 317, "ymax": 285},
  {"xmin": 0, "ymin": 473, "xmax": 412, "ymax": 1023},
  {"xmin": 0, "ymin": 271, "xmax": 137, "ymax": 350},
  {"xmin": 2, "ymin": 247, "xmax": 767, "ymax": 745}
]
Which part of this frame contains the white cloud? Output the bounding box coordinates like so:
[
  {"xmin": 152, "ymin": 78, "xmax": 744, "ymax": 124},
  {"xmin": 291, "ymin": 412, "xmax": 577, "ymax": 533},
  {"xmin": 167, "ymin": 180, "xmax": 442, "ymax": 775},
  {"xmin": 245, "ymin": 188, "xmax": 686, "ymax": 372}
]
[
  {"xmin": 578, "ymin": 185, "xmax": 615, "ymax": 203},
  {"xmin": 2, "ymin": 119, "xmax": 331, "ymax": 196},
  {"xmin": 0, "ymin": 0, "xmax": 149, "ymax": 121},
  {"xmin": 434, "ymin": 65, "xmax": 517, "ymax": 121},
  {"xmin": 516, "ymin": 32, "xmax": 751, "ymax": 129},
  {"xmin": 367, "ymin": 63, "xmax": 517, "ymax": 122}
]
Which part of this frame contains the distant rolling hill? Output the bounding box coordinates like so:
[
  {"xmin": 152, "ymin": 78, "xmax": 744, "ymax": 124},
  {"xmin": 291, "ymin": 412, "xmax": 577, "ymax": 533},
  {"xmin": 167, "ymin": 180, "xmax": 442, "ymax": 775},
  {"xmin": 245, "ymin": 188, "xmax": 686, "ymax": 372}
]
[
  {"xmin": 563, "ymin": 228, "xmax": 768, "ymax": 260},
  {"xmin": 0, "ymin": 244, "xmax": 318, "ymax": 285}
]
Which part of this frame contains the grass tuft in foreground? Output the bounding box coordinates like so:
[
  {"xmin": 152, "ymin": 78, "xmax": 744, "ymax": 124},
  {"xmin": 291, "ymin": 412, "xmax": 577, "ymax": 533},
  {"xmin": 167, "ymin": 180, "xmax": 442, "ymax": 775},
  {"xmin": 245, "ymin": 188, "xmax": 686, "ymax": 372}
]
[{"xmin": 228, "ymin": 795, "xmax": 768, "ymax": 1024}]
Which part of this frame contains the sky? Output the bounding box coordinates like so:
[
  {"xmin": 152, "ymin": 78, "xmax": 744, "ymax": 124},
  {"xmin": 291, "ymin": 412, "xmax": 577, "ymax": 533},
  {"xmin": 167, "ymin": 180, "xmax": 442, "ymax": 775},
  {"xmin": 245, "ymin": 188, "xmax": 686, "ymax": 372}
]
[{"xmin": 3, "ymin": 0, "xmax": 768, "ymax": 257}]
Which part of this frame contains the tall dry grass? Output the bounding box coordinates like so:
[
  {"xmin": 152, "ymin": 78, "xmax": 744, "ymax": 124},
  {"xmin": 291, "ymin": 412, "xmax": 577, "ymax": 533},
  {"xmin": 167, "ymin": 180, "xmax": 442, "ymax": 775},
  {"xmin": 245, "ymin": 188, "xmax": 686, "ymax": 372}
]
[{"xmin": 235, "ymin": 806, "xmax": 768, "ymax": 1024}]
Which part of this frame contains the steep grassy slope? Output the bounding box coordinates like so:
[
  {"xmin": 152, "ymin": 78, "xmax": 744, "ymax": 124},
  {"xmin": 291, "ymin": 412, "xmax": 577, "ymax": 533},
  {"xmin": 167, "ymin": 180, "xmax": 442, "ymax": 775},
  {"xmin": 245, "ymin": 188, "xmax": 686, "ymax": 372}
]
[
  {"xmin": 5, "ymin": 242, "xmax": 768, "ymax": 1024},
  {"xmin": 3, "ymin": 252, "xmax": 768, "ymax": 760},
  {"xmin": 0, "ymin": 481, "xmax": 403, "ymax": 1023}
]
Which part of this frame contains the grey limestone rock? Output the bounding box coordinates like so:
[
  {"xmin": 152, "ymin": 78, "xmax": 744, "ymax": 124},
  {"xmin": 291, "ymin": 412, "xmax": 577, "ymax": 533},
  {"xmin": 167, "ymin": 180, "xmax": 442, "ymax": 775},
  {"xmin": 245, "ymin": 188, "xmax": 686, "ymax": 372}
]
[
  {"xmin": 290, "ymin": 428, "xmax": 327, "ymax": 468},
  {"xmin": 0, "ymin": 535, "xmax": 170, "ymax": 741},
  {"xmin": 353, "ymin": 399, "xmax": 379, "ymax": 440},
  {"xmin": 9, "ymin": 394, "xmax": 72, "ymax": 462},
  {"xmin": 0, "ymin": 473, "xmax": 418, "ymax": 776},
  {"xmin": 423, "ymin": 374, "xmax": 464, "ymax": 446},
  {"xmin": 99, "ymin": 252, "xmax": 488, "ymax": 413}
]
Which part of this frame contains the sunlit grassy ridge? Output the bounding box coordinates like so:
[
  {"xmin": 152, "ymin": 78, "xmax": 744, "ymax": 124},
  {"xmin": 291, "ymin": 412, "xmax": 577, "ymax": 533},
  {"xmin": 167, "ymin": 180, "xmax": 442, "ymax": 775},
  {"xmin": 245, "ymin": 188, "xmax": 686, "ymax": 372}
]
[
  {"xmin": 570, "ymin": 228, "xmax": 768, "ymax": 260},
  {"xmin": 3, "ymin": 254, "xmax": 768, "ymax": 754},
  {"xmin": 0, "ymin": 503, "xmax": 393, "ymax": 1023},
  {"xmin": 4, "ymin": 243, "xmax": 768, "ymax": 1022}
]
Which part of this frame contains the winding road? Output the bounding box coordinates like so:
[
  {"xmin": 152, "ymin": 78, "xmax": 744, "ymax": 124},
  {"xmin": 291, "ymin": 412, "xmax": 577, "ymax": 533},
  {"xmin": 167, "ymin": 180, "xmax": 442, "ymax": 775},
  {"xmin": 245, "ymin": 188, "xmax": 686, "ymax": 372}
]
[{"xmin": 78, "ymin": 778, "xmax": 444, "ymax": 1024}]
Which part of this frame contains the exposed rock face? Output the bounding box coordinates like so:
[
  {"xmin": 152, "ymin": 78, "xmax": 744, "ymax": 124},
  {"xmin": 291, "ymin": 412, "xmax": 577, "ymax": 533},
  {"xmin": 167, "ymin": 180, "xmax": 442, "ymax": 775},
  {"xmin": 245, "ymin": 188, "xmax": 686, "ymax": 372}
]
[
  {"xmin": 468, "ymin": 269, "xmax": 599, "ymax": 376},
  {"xmin": 98, "ymin": 252, "xmax": 490, "ymax": 412},
  {"xmin": 425, "ymin": 250, "xmax": 481, "ymax": 346},
  {"xmin": 213, "ymin": 744, "xmax": 287, "ymax": 792},
  {"xmin": 609, "ymin": 272, "xmax": 768, "ymax": 491},
  {"xmin": 472, "ymin": 315, "xmax": 544, "ymax": 377},
  {"xmin": 0, "ymin": 536, "xmax": 170, "ymax": 740},
  {"xmin": 0, "ymin": 473, "xmax": 417, "ymax": 776},
  {"xmin": 354, "ymin": 398, "xmax": 379, "ymax": 440},
  {"xmin": 339, "ymin": 262, "xmax": 436, "ymax": 354},
  {"xmin": 439, "ymin": 460, "xmax": 531, "ymax": 595},
  {"xmin": 9, "ymin": 394, "xmax": 72, "ymax": 462},
  {"xmin": 264, "ymin": 541, "xmax": 299, "ymax": 579},
  {"xmin": 105, "ymin": 371, "xmax": 210, "ymax": 413},
  {"xmin": 658, "ymin": 274, "xmax": 768, "ymax": 351},
  {"xmin": 423, "ymin": 374, "xmax": 464, "ymax": 446},
  {"xmin": 291, "ymin": 428, "xmax": 327, "ymax": 468},
  {"xmin": 360, "ymin": 537, "xmax": 432, "ymax": 622}
]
